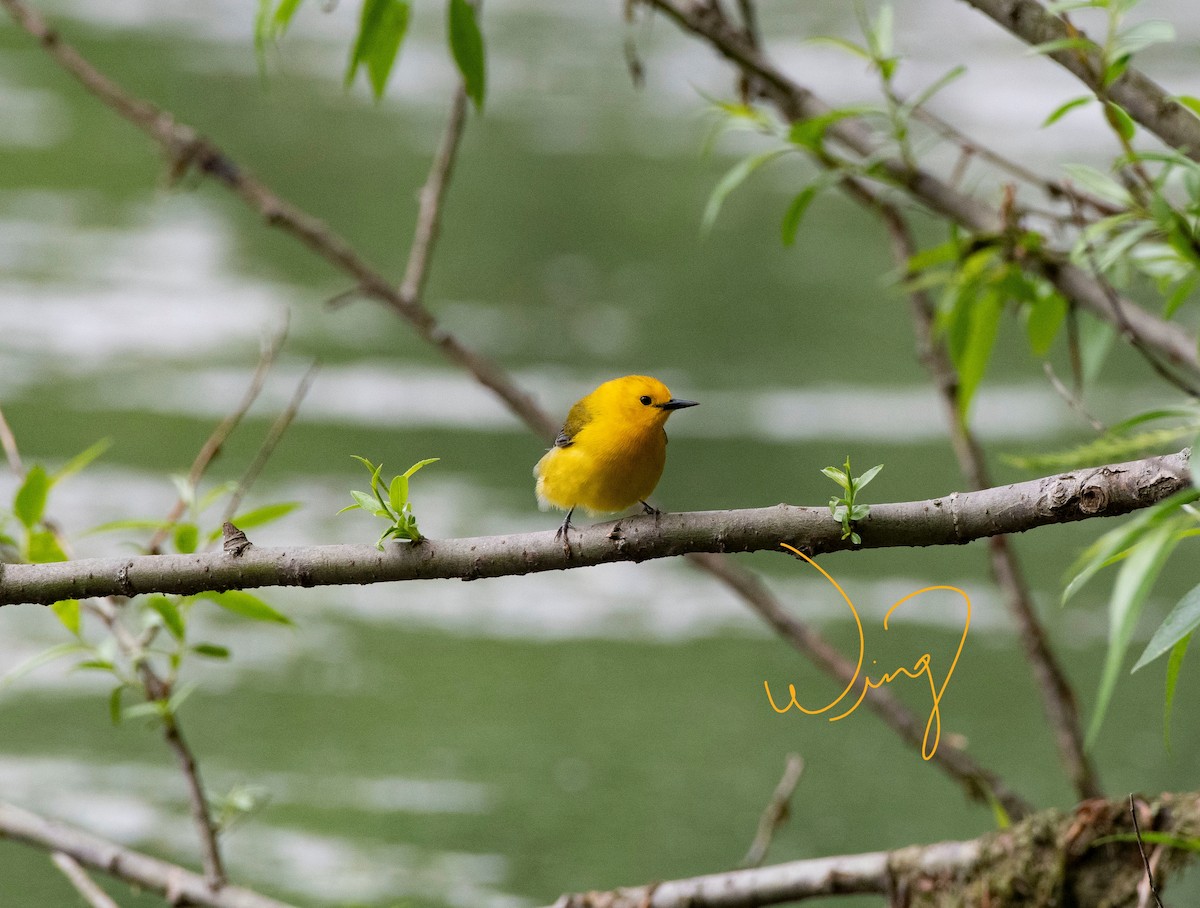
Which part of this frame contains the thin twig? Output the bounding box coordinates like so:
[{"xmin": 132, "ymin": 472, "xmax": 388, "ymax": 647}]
[
  {"xmin": 1130, "ymin": 794, "xmax": 1166, "ymax": 908},
  {"xmin": 90, "ymin": 606, "xmax": 227, "ymax": 888},
  {"xmin": 1, "ymin": 803, "xmax": 294, "ymax": 908},
  {"xmin": 0, "ymin": 405, "xmax": 25, "ymax": 477},
  {"xmin": 147, "ymin": 319, "xmax": 288, "ymax": 554},
  {"xmin": 52, "ymin": 852, "xmax": 122, "ymax": 908},
  {"xmin": 874, "ymin": 197, "xmax": 1102, "ymax": 800},
  {"xmin": 1043, "ymin": 361, "xmax": 1106, "ymax": 433},
  {"xmin": 398, "ymin": 88, "xmax": 469, "ymax": 306},
  {"xmin": 218, "ymin": 361, "xmax": 319, "ymax": 528},
  {"xmin": 741, "ymin": 753, "xmax": 804, "ymax": 868}
]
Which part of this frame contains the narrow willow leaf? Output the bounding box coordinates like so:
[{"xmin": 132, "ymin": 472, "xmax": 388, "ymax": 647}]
[
  {"xmin": 448, "ymin": 0, "xmax": 486, "ymax": 110},
  {"xmin": 1133, "ymin": 581, "xmax": 1200, "ymax": 671},
  {"xmin": 202, "ymin": 590, "xmax": 293, "ymax": 625},
  {"xmin": 53, "ymin": 438, "xmax": 112, "ymax": 483},
  {"xmin": 954, "ymin": 289, "xmax": 1003, "ymax": 423},
  {"xmin": 272, "ymin": 0, "xmax": 306, "ymax": 34},
  {"xmin": 192, "ymin": 643, "xmax": 231, "ymax": 659},
  {"xmin": 1086, "ymin": 520, "xmax": 1182, "ymax": 746},
  {"xmin": 1061, "ymin": 163, "xmax": 1132, "ymax": 207},
  {"xmin": 1079, "ymin": 315, "xmax": 1115, "ymax": 384},
  {"xmin": 346, "ymin": 0, "xmax": 411, "ymax": 100},
  {"xmin": 1, "ymin": 642, "xmax": 92, "ymax": 688},
  {"xmin": 1111, "ymin": 19, "xmax": 1175, "ymax": 62},
  {"xmin": 1042, "ymin": 95, "xmax": 1093, "ymax": 128},
  {"xmin": 147, "ymin": 596, "xmax": 186, "ymax": 642},
  {"xmin": 402, "ymin": 457, "xmax": 440, "ymax": 479},
  {"xmin": 802, "ymin": 35, "xmax": 872, "ymax": 60},
  {"xmin": 109, "ymin": 685, "xmax": 125, "ymax": 725},
  {"xmin": 1026, "ymin": 36, "xmax": 1094, "ymax": 56},
  {"xmin": 855, "ymin": 464, "xmax": 885, "ymax": 491},
  {"xmin": 1104, "ymin": 102, "xmax": 1136, "ymax": 142},
  {"xmin": 1024, "ymin": 294, "xmax": 1067, "ymax": 355},
  {"xmin": 389, "ymin": 474, "xmax": 409, "ymax": 511},
  {"xmin": 13, "ymin": 465, "xmax": 49, "ymax": 529},
  {"xmin": 27, "ymin": 530, "xmax": 68, "ymax": 564},
  {"xmin": 51, "ymin": 599, "xmax": 81, "ymax": 636},
  {"xmin": 173, "ymin": 522, "xmax": 199, "ymax": 555},
  {"xmin": 702, "ymin": 149, "xmax": 788, "ymax": 233},
  {"xmin": 1177, "ymin": 95, "xmax": 1200, "ymax": 120},
  {"xmin": 1163, "ymin": 634, "xmax": 1189, "ymax": 750},
  {"xmin": 902, "ymin": 65, "xmax": 966, "ymax": 117},
  {"xmin": 230, "ymin": 502, "xmax": 300, "ymax": 529},
  {"xmin": 780, "ymin": 185, "xmax": 821, "ymax": 246}
]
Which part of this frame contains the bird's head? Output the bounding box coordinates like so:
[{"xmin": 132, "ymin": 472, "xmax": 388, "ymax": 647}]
[{"xmin": 590, "ymin": 375, "xmax": 699, "ymax": 431}]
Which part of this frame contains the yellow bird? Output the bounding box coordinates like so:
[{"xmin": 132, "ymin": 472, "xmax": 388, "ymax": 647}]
[{"xmin": 535, "ymin": 375, "xmax": 698, "ymax": 539}]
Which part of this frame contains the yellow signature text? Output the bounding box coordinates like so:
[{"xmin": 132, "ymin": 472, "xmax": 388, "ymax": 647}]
[{"xmin": 763, "ymin": 543, "xmax": 971, "ymax": 760}]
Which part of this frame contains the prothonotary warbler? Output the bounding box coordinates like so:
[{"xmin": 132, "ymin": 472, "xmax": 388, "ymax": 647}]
[{"xmin": 534, "ymin": 375, "xmax": 698, "ymax": 540}]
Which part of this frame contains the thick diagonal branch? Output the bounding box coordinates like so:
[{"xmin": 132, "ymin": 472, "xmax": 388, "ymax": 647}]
[
  {"xmin": 636, "ymin": 0, "xmax": 1200, "ymax": 381},
  {"xmin": 958, "ymin": 0, "xmax": 1200, "ymax": 160}
]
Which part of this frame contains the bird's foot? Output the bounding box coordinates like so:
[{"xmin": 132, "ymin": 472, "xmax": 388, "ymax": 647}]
[
  {"xmin": 555, "ymin": 508, "xmax": 575, "ymax": 557},
  {"xmin": 640, "ymin": 500, "xmax": 662, "ymax": 518}
]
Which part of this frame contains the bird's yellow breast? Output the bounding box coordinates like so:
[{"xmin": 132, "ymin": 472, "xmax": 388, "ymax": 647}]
[{"xmin": 535, "ymin": 421, "xmax": 667, "ymax": 515}]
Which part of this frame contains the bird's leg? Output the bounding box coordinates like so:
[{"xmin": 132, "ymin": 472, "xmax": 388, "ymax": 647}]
[
  {"xmin": 555, "ymin": 506, "xmax": 575, "ymax": 556},
  {"xmin": 640, "ymin": 500, "xmax": 662, "ymax": 518}
]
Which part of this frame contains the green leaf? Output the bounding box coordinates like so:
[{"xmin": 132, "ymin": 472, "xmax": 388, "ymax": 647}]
[
  {"xmin": 389, "ymin": 474, "xmax": 409, "ymax": 511},
  {"xmin": 901, "ymin": 65, "xmax": 966, "ymax": 117},
  {"xmin": 1063, "ymin": 488, "xmax": 1197, "ymax": 602},
  {"xmin": 854, "ymin": 464, "xmax": 884, "ymax": 492},
  {"xmin": 73, "ymin": 659, "xmax": 116, "ymax": 672},
  {"xmin": 53, "ymin": 438, "xmax": 112, "ymax": 483},
  {"xmin": 351, "ymin": 489, "xmax": 383, "ymax": 514},
  {"xmin": 1111, "ymin": 19, "xmax": 1175, "ymax": 62},
  {"xmin": 272, "ymin": 0, "xmax": 306, "ymax": 35},
  {"xmin": 1061, "ymin": 163, "xmax": 1132, "ymax": 207},
  {"xmin": 403, "ymin": 457, "xmax": 440, "ymax": 480},
  {"xmin": 192, "ymin": 643, "xmax": 231, "ymax": 659},
  {"xmin": 50, "ymin": 599, "xmax": 81, "ymax": 636},
  {"xmin": 821, "ymin": 466, "xmax": 850, "ymax": 490},
  {"xmin": 787, "ymin": 107, "xmax": 876, "ymax": 150},
  {"xmin": 346, "ymin": 0, "xmax": 411, "ymax": 100},
  {"xmin": 1086, "ymin": 519, "xmax": 1183, "ymax": 746},
  {"xmin": 202, "ymin": 590, "xmax": 293, "ymax": 625},
  {"xmin": 1026, "ymin": 36, "xmax": 1094, "ymax": 56},
  {"xmin": 1024, "ymin": 294, "xmax": 1067, "ymax": 355},
  {"xmin": 702, "ymin": 149, "xmax": 789, "ymax": 233},
  {"xmin": 229, "ymin": 502, "xmax": 300, "ymax": 529},
  {"xmin": 1133, "ymin": 581, "xmax": 1200, "ymax": 671},
  {"xmin": 1177, "ymin": 95, "xmax": 1200, "ymax": 121},
  {"xmin": 954, "ymin": 289, "xmax": 1003, "ymax": 423},
  {"xmin": 173, "ymin": 522, "xmax": 199, "ymax": 555},
  {"xmin": 26, "ymin": 530, "xmax": 68, "ymax": 564},
  {"xmin": 1042, "ymin": 95, "xmax": 1093, "ymax": 128},
  {"xmin": 1079, "ymin": 315, "xmax": 1115, "ymax": 385},
  {"xmin": 109, "ymin": 685, "xmax": 125, "ymax": 725},
  {"xmin": 781, "ymin": 185, "xmax": 821, "ymax": 246},
  {"xmin": 448, "ymin": 0, "xmax": 486, "ymax": 110},
  {"xmin": 14, "ymin": 465, "xmax": 49, "ymax": 529},
  {"xmin": 1163, "ymin": 634, "xmax": 1189, "ymax": 750},
  {"xmin": 802, "ymin": 35, "xmax": 872, "ymax": 61},
  {"xmin": 86, "ymin": 518, "xmax": 174, "ymax": 536},
  {"xmin": 147, "ymin": 596, "xmax": 186, "ymax": 642},
  {"xmin": 1, "ymin": 641, "xmax": 92, "ymax": 688},
  {"xmin": 1104, "ymin": 102, "xmax": 1136, "ymax": 142}
]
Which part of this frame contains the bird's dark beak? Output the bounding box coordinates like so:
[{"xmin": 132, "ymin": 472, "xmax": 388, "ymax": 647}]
[{"xmin": 656, "ymin": 398, "xmax": 699, "ymax": 411}]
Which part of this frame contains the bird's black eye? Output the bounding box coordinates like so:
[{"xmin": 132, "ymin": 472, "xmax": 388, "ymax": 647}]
[{"xmin": 639, "ymin": 395, "xmax": 652, "ymax": 406}]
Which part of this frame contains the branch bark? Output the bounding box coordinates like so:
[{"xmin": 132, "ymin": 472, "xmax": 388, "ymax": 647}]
[
  {"xmin": 958, "ymin": 0, "xmax": 1200, "ymax": 161},
  {"xmin": 548, "ymin": 792, "xmax": 1200, "ymax": 908},
  {"xmin": 0, "ymin": 803, "xmax": 296, "ymax": 908},
  {"xmin": 0, "ymin": 450, "xmax": 1188, "ymax": 606},
  {"xmin": 636, "ymin": 0, "xmax": 1200, "ymax": 381}
]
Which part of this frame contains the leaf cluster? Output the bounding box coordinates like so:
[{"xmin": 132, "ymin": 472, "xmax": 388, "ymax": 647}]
[{"xmin": 338, "ymin": 455, "xmax": 439, "ymax": 548}]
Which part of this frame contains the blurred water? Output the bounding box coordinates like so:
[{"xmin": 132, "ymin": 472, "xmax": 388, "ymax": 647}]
[{"xmin": 2, "ymin": 1, "xmax": 1199, "ymax": 906}]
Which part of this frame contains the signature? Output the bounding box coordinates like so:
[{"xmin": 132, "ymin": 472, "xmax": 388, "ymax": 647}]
[{"xmin": 763, "ymin": 543, "xmax": 971, "ymax": 760}]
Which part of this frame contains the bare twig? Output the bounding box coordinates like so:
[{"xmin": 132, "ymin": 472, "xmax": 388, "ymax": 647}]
[
  {"xmin": 52, "ymin": 852, "xmax": 122, "ymax": 908},
  {"xmin": 876, "ymin": 199, "xmax": 1102, "ymax": 801},
  {"xmin": 1043, "ymin": 362, "xmax": 1107, "ymax": 433},
  {"xmin": 218, "ymin": 361, "xmax": 319, "ymax": 529},
  {"xmin": 0, "ymin": 803, "xmax": 295, "ymax": 908},
  {"xmin": 398, "ymin": 87, "xmax": 469, "ymax": 306},
  {"xmin": 148, "ymin": 320, "xmax": 288, "ymax": 554},
  {"xmin": 1130, "ymin": 794, "xmax": 1166, "ymax": 908},
  {"xmin": 741, "ymin": 754, "xmax": 804, "ymax": 868},
  {"xmin": 0, "ymin": 405, "xmax": 24, "ymax": 477}
]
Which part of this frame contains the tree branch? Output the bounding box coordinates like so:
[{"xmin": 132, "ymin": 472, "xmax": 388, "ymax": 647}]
[
  {"xmin": 741, "ymin": 753, "xmax": 803, "ymax": 868},
  {"xmin": 635, "ymin": 0, "xmax": 1200, "ymax": 382},
  {"xmin": 51, "ymin": 852, "xmax": 122, "ymax": 908},
  {"xmin": 0, "ymin": 803, "xmax": 295, "ymax": 908},
  {"xmin": 548, "ymin": 791, "xmax": 1200, "ymax": 907},
  {"xmin": 875, "ymin": 200, "xmax": 1102, "ymax": 800},
  {"xmin": 958, "ymin": 0, "xmax": 1200, "ymax": 161},
  {"xmin": 0, "ymin": 0, "xmax": 556, "ymax": 443},
  {"xmin": 0, "ymin": 450, "xmax": 1187, "ymax": 606}
]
